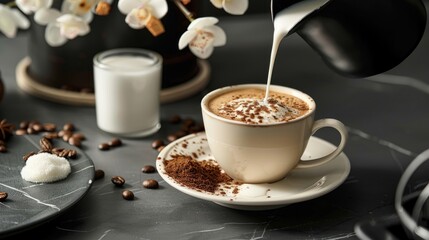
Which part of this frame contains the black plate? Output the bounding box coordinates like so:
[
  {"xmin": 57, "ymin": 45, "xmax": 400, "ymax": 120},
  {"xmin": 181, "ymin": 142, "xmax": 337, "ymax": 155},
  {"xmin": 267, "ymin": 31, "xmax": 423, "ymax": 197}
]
[{"xmin": 0, "ymin": 134, "xmax": 94, "ymax": 237}]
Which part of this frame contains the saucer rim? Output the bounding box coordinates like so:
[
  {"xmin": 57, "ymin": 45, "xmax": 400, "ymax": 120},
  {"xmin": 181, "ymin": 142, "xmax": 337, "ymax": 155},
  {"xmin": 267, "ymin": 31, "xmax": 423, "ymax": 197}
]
[{"xmin": 156, "ymin": 132, "xmax": 351, "ymax": 208}]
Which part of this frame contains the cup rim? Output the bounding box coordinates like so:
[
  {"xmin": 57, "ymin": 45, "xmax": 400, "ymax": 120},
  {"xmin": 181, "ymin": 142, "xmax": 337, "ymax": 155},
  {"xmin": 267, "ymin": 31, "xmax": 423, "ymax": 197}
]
[
  {"xmin": 201, "ymin": 84, "xmax": 316, "ymax": 126},
  {"xmin": 93, "ymin": 48, "xmax": 162, "ymax": 72}
]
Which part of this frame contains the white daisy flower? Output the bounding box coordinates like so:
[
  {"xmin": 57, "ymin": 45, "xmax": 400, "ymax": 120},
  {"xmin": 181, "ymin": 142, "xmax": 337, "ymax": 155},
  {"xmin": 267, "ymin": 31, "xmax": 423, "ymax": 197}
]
[
  {"xmin": 210, "ymin": 0, "xmax": 248, "ymax": 15},
  {"xmin": 16, "ymin": 0, "xmax": 53, "ymax": 14},
  {"xmin": 35, "ymin": 8, "xmax": 90, "ymax": 46},
  {"xmin": 117, "ymin": 0, "xmax": 167, "ymax": 29},
  {"xmin": 0, "ymin": 4, "xmax": 30, "ymax": 38},
  {"xmin": 178, "ymin": 17, "xmax": 226, "ymax": 59}
]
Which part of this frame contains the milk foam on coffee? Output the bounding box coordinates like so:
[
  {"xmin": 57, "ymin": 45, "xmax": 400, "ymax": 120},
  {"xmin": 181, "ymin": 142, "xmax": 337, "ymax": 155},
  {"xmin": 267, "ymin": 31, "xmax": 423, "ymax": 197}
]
[{"xmin": 209, "ymin": 88, "xmax": 309, "ymax": 124}]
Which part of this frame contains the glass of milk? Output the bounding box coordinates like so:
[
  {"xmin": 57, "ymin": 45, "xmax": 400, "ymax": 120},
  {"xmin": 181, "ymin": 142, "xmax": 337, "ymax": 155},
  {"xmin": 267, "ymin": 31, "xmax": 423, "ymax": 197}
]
[{"xmin": 93, "ymin": 48, "xmax": 162, "ymax": 137}]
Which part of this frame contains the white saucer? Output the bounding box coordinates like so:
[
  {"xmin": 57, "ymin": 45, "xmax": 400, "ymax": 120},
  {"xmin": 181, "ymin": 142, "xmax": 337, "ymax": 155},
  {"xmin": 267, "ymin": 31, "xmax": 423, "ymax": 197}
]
[{"xmin": 157, "ymin": 132, "xmax": 351, "ymax": 210}]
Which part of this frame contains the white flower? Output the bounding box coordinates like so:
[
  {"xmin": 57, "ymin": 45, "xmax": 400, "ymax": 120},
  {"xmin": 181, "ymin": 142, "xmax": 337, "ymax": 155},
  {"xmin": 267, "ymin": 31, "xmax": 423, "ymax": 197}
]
[
  {"xmin": 210, "ymin": 0, "xmax": 248, "ymax": 15},
  {"xmin": 117, "ymin": 0, "xmax": 167, "ymax": 29},
  {"xmin": 16, "ymin": 0, "xmax": 53, "ymax": 14},
  {"xmin": 35, "ymin": 8, "xmax": 90, "ymax": 46},
  {"xmin": 0, "ymin": 4, "xmax": 30, "ymax": 38},
  {"xmin": 178, "ymin": 17, "xmax": 226, "ymax": 59}
]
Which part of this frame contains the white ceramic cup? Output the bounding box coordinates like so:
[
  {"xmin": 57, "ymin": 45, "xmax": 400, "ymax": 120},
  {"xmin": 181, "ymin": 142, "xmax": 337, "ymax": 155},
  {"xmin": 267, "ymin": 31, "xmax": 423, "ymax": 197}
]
[
  {"xmin": 201, "ymin": 84, "xmax": 348, "ymax": 183},
  {"xmin": 93, "ymin": 48, "xmax": 162, "ymax": 137}
]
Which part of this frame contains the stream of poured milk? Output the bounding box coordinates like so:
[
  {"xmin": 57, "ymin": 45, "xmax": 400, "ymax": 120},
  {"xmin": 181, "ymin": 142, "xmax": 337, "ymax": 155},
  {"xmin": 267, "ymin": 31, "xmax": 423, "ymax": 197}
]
[{"xmin": 264, "ymin": 0, "xmax": 331, "ymax": 102}]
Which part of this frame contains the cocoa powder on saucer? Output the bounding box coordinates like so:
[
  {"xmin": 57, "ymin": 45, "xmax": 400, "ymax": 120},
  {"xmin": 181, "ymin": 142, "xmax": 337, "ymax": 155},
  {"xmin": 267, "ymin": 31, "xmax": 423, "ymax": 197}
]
[{"xmin": 163, "ymin": 155, "xmax": 234, "ymax": 193}]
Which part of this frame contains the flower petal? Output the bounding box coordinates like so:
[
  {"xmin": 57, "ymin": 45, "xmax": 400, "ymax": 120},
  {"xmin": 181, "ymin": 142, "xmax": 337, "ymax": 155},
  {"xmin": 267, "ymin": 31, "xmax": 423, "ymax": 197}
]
[
  {"xmin": 205, "ymin": 25, "xmax": 226, "ymax": 47},
  {"xmin": 34, "ymin": 8, "xmax": 61, "ymax": 25},
  {"xmin": 190, "ymin": 44, "xmax": 214, "ymax": 59},
  {"xmin": 148, "ymin": 0, "xmax": 167, "ymax": 19},
  {"xmin": 188, "ymin": 17, "xmax": 218, "ymax": 30},
  {"xmin": 16, "ymin": 0, "xmax": 34, "ymax": 14},
  {"xmin": 223, "ymin": 0, "xmax": 248, "ymax": 15},
  {"xmin": 45, "ymin": 23, "xmax": 67, "ymax": 46},
  {"xmin": 0, "ymin": 6, "xmax": 17, "ymax": 38},
  {"xmin": 118, "ymin": 0, "xmax": 142, "ymax": 14},
  {"xmin": 11, "ymin": 9, "xmax": 30, "ymax": 29},
  {"xmin": 125, "ymin": 9, "xmax": 146, "ymax": 29},
  {"xmin": 178, "ymin": 30, "xmax": 197, "ymax": 49},
  {"xmin": 210, "ymin": 0, "xmax": 223, "ymax": 9}
]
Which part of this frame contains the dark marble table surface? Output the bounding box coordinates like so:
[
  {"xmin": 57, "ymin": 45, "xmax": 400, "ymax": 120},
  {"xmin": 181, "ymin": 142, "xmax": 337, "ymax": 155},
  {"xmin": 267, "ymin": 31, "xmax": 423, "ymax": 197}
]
[{"xmin": 1, "ymin": 7, "xmax": 429, "ymax": 240}]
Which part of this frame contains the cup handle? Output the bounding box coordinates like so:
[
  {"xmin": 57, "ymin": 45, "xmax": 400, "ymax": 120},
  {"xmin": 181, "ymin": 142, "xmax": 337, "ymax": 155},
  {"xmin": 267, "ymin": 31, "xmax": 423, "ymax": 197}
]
[{"xmin": 296, "ymin": 118, "xmax": 348, "ymax": 169}]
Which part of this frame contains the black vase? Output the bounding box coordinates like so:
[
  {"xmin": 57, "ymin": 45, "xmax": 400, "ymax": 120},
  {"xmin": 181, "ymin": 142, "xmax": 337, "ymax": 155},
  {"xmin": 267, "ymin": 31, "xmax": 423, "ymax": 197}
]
[
  {"xmin": 27, "ymin": 1, "xmax": 200, "ymax": 91},
  {"xmin": 272, "ymin": 0, "xmax": 427, "ymax": 78}
]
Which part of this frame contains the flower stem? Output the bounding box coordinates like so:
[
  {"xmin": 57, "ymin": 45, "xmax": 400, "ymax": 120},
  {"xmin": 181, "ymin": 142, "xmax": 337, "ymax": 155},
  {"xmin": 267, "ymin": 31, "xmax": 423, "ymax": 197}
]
[
  {"xmin": 173, "ymin": 0, "xmax": 194, "ymax": 22},
  {"xmin": 6, "ymin": 1, "xmax": 17, "ymax": 7}
]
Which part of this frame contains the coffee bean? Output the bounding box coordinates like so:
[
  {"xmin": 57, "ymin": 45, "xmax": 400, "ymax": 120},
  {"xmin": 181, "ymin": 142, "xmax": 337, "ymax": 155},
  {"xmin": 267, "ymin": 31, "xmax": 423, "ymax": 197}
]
[
  {"xmin": 62, "ymin": 131, "xmax": 73, "ymax": 142},
  {"xmin": 167, "ymin": 134, "xmax": 178, "ymax": 142},
  {"xmin": 0, "ymin": 192, "xmax": 7, "ymax": 202},
  {"xmin": 19, "ymin": 121, "xmax": 29, "ymax": 129},
  {"xmin": 39, "ymin": 137, "xmax": 53, "ymax": 151},
  {"xmin": 51, "ymin": 148, "xmax": 64, "ymax": 155},
  {"xmin": 44, "ymin": 132, "xmax": 59, "ymax": 139},
  {"xmin": 0, "ymin": 140, "xmax": 5, "ymax": 146},
  {"xmin": 72, "ymin": 133, "xmax": 86, "ymax": 141},
  {"xmin": 0, "ymin": 145, "xmax": 6, "ymax": 153},
  {"xmin": 111, "ymin": 176, "xmax": 125, "ymax": 186},
  {"xmin": 15, "ymin": 129, "xmax": 26, "ymax": 135},
  {"xmin": 94, "ymin": 169, "xmax": 105, "ymax": 180},
  {"xmin": 175, "ymin": 130, "xmax": 187, "ymax": 138},
  {"xmin": 151, "ymin": 139, "xmax": 164, "ymax": 149},
  {"xmin": 26, "ymin": 127, "xmax": 36, "ymax": 135},
  {"xmin": 122, "ymin": 190, "xmax": 134, "ymax": 200},
  {"xmin": 169, "ymin": 114, "xmax": 182, "ymax": 124},
  {"xmin": 157, "ymin": 146, "xmax": 165, "ymax": 152},
  {"xmin": 66, "ymin": 149, "xmax": 77, "ymax": 159},
  {"xmin": 63, "ymin": 123, "xmax": 75, "ymax": 131},
  {"xmin": 31, "ymin": 123, "xmax": 44, "ymax": 133},
  {"xmin": 98, "ymin": 143, "xmax": 110, "ymax": 151},
  {"xmin": 143, "ymin": 179, "xmax": 159, "ymax": 189},
  {"xmin": 142, "ymin": 165, "xmax": 156, "ymax": 173},
  {"xmin": 22, "ymin": 151, "xmax": 36, "ymax": 161},
  {"xmin": 68, "ymin": 137, "xmax": 81, "ymax": 147},
  {"xmin": 108, "ymin": 138, "xmax": 122, "ymax": 147},
  {"xmin": 43, "ymin": 123, "xmax": 56, "ymax": 132}
]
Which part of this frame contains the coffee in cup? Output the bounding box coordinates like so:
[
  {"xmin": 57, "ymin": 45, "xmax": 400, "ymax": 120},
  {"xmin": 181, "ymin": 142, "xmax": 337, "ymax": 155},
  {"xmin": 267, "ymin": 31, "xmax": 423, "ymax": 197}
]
[{"xmin": 201, "ymin": 84, "xmax": 348, "ymax": 183}]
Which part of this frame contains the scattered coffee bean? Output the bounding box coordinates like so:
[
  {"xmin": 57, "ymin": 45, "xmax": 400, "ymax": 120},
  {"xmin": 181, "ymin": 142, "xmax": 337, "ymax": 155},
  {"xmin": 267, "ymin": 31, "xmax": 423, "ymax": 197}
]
[
  {"xmin": 168, "ymin": 114, "xmax": 182, "ymax": 124},
  {"xmin": 68, "ymin": 137, "xmax": 81, "ymax": 147},
  {"xmin": 151, "ymin": 139, "xmax": 164, "ymax": 149},
  {"xmin": 31, "ymin": 123, "xmax": 44, "ymax": 133},
  {"xmin": 23, "ymin": 151, "xmax": 36, "ymax": 161},
  {"xmin": 157, "ymin": 146, "xmax": 165, "ymax": 152},
  {"xmin": 108, "ymin": 138, "xmax": 122, "ymax": 147},
  {"xmin": 63, "ymin": 123, "xmax": 75, "ymax": 131},
  {"xmin": 51, "ymin": 148, "xmax": 64, "ymax": 155},
  {"xmin": 0, "ymin": 140, "xmax": 5, "ymax": 146},
  {"xmin": 66, "ymin": 149, "xmax": 77, "ymax": 159},
  {"xmin": 72, "ymin": 133, "xmax": 86, "ymax": 141},
  {"xmin": 111, "ymin": 176, "xmax": 125, "ymax": 186},
  {"xmin": 62, "ymin": 131, "xmax": 73, "ymax": 142},
  {"xmin": 122, "ymin": 190, "xmax": 134, "ymax": 200},
  {"xmin": 167, "ymin": 134, "xmax": 178, "ymax": 142},
  {"xmin": 0, "ymin": 145, "xmax": 6, "ymax": 153},
  {"xmin": 143, "ymin": 179, "xmax": 159, "ymax": 189},
  {"xmin": 98, "ymin": 143, "xmax": 110, "ymax": 151},
  {"xmin": 19, "ymin": 121, "xmax": 29, "ymax": 129},
  {"xmin": 0, "ymin": 192, "xmax": 8, "ymax": 202},
  {"xmin": 94, "ymin": 169, "xmax": 105, "ymax": 180},
  {"xmin": 142, "ymin": 165, "xmax": 156, "ymax": 173},
  {"xmin": 43, "ymin": 123, "xmax": 56, "ymax": 132},
  {"xmin": 44, "ymin": 132, "xmax": 59, "ymax": 139},
  {"xmin": 26, "ymin": 127, "xmax": 36, "ymax": 135},
  {"xmin": 15, "ymin": 129, "xmax": 26, "ymax": 136},
  {"xmin": 39, "ymin": 137, "xmax": 53, "ymax": 151}
]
